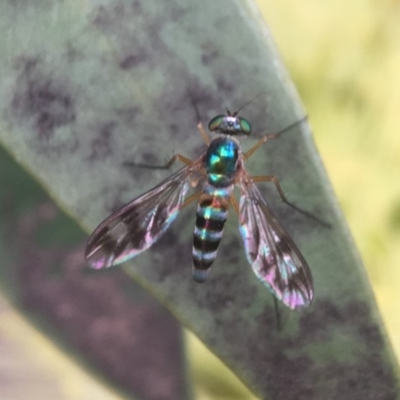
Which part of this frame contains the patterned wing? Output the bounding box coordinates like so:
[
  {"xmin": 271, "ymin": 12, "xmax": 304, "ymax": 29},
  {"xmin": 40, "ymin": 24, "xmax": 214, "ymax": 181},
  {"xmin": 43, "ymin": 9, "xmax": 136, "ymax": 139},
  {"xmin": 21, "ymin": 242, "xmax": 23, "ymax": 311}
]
[
  {"xmin": 85, "ymin": 160, "xmax": 201, "ymax": 269},
  {"xmin": 238, "ymin": 181, "xmax": 313, "ymax": 309}
]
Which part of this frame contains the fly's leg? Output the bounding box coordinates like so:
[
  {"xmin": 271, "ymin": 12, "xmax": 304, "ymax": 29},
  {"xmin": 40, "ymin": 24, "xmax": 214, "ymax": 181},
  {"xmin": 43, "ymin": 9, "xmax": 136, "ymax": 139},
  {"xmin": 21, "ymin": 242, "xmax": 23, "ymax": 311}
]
[
  {"xmin": 197, "ymin": 122, "xmax": 211, "ymax": 145},
  {"xmin": 125, "ymin": 93, "xmax": 211, "ymax": 170},
  {"xmin": 187, "ymin": 90, "xmax": 211, "ymax": 145},
  {"xmin": 123, "ymin": 153, "xmax": 193, "ymax": 170},
  {"xmin": 251, "ymin": 175, "xmax": 330, "ymax": 228},
  {"xmin": 182, "ymin": 191, "xmax": 202, "ymax": 208},
  {"xmin": 273, "ymin": 296, "xmax": 282, "ymax": 332},
  {"xmin": 271, "ymin": 296, "xmax": 291, "ymax": 332},
  {"xmin": 244, "ymin": 133, "xmax": 281, "ymax": 160},
  {"xmin": 229, "ymin": 195, "xmax": 240, "ymax": 215},
  {"xmin": 244, "ymin": 117, "xmax": 307, "ymax": 160}
]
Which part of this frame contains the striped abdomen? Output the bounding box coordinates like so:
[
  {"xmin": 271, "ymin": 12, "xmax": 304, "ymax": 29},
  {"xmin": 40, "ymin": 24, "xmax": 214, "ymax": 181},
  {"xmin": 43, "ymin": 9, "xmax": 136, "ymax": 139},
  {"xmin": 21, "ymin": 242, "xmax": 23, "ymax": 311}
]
[{"xmin": 192, "ymin": 187, "xmax": 233, "ymax": 283}]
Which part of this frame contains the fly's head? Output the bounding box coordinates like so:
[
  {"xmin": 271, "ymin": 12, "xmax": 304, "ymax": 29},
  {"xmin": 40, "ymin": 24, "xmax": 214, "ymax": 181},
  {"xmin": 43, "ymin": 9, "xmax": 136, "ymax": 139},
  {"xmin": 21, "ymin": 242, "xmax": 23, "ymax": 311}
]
[{"xmin": 208, "ymin": 110, "xmax": 252, "ymax": 137}]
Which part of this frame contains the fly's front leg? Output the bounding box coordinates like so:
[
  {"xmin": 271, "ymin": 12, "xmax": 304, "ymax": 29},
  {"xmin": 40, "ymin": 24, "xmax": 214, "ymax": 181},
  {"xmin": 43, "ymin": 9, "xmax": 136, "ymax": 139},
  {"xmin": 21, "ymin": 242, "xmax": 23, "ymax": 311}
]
[
  {"xmin": 124, "ymin": 153, "xmax": 193, "ymax": 170},
  {"xmin": 162, "ymin": 154, "xmax": 193, "ymax": 167},
  {"xmin": 124, "ymin": 119, "xmax": 209, "ymax": 171},
  {"xmin": 189, "ymin": 92, "xmax": 210, "ymax": 145},
  {"xmin": 251, "ymin": 175, "xmax": 330, "ymax": 227},
  {"xmin": 244, "ymin": 133, "xmax": 281, "ymax": 160},
  {"xmin": 244, "ymin": 117, "xmax": 308, "ymax": 160},
  {"xmin": 197, "ymin": 121, "xmax": 211, "ymax": 145}
]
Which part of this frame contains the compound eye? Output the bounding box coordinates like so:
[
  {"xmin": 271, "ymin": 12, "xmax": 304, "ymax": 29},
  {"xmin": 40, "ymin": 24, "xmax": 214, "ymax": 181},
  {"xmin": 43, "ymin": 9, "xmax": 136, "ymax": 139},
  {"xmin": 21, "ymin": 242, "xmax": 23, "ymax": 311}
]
[
  {"xmin": 208, "ymin": 115, "xmax": 225, "ymax": 131},
  {"xmin": 239, "ymin": 117, "xmax": 252, "ymax": 135}
]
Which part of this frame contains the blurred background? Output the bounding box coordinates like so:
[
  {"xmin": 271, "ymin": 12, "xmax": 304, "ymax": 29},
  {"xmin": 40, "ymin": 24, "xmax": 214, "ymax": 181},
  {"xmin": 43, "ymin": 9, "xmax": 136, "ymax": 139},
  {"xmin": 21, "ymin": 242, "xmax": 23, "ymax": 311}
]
[{"xmin": 1, "ymin": 0, "xmax": 399, "ymax": 399}]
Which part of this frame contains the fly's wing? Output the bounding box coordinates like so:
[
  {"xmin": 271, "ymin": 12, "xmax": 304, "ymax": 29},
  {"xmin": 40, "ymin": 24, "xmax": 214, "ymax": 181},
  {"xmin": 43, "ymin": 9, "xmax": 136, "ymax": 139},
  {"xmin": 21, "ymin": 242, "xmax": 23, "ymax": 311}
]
[
  {"xmin": 85, "ymin": 160, "xmax": 202, "ymax": 269},
  {"xmin": 238, "ymin": 182, "xmax": 313, "ymax": 309}
]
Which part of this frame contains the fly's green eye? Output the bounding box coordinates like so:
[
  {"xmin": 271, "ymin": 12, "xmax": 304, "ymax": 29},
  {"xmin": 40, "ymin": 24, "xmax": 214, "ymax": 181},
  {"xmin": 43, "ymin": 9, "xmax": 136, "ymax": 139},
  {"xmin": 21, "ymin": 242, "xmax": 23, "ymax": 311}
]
[
  {"xmin": 239, "ymin": 117, "xmax": 252, "ymax": 135},
  {"xmin": 208, "ymin": 115, "xmax": 225, "ymax": 131}
]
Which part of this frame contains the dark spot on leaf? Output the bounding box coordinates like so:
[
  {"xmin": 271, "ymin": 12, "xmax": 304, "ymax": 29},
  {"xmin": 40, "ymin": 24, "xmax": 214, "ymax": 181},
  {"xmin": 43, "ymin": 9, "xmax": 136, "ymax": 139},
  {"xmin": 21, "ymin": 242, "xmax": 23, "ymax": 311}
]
[
  {"xmin": 186, "ymin": 83, "xmax": 220, "ymax": 114},
  {"xmin": 141, "ymin": 208, "xmax": 194, "ymax": 283},
  {"xmin": 168, "ymin": 122, "xmax": 180, "ymax": 134},
  {"xmin": 91, "ymin": 6, "xmax": 111, "ymax": 27},
  {"xmin": 119, "ymin": 51, "xmax": 148, "ymax": 70},
  {"xmin": 201, "ymin": 42, "xmax": 220, "ymax": 65},
  {"xmin": 345, "ymin": 301, "xmax": 385, "ymax": 347},
  {"xmin": 268, "ymin": 353, "xmax": 315, "ymax": 399},
  {"xmin": 169, "ymin": 4, "xmax": 187, "ymax": 22},
  {"xmin": 89, "ymin": 121, "xmax": 116, "ymax": 161},
  {"xmin": 299, "ymin": 300, "xmax": 345, "ymax": 339},
  {"xmin": 65, "ymin": 42, "xmax": 85, "ymax": 63},
  {"xmin": 115, "ymin": 106, "xmax": 141, "ymax": 125},
  {"xmin": 130, "ymin": 0, "xmax": 142, "ymax": 13},
  {"xmin": 140, "ymin": 151, "xmax": 161, "ymax": 165},
  {"xmin": 215, "ymin": 76, "xmax": 235, "ymax": 95},
  {"xmin": 11, "ymin": 57, "xmax": 76, "ymax": 139},
  {"xmin": 220, "ymin": 235, "xmax": 242, "ymax": 264}
]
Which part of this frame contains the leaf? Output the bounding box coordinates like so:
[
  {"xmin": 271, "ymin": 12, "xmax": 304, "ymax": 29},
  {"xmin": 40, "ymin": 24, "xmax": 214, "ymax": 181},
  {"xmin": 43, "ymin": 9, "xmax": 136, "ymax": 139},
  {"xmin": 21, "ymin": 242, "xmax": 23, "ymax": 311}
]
[
  {"xmin": 0, "ymin": 148, "xmax": 189, "ymax": 399},
  {"xmin": 0, "ymin": 0, "xmax": 399, "ymax": 399}
]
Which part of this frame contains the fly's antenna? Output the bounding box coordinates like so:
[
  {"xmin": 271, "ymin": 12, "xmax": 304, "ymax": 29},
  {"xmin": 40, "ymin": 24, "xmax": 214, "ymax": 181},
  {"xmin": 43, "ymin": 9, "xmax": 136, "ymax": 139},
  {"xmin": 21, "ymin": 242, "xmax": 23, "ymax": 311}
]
[
  {"xmin": 203, "ymin": 86, "xmax": 230, "ymax": 114},
  {"xmin": 234, "ymin": 92, "xmax": 265, "ymax": 115},
  {"xmin": 217, "ymin": 93, "xmax": 262, "ymax": 116},
  {"xmin": 188, "ymin": 86, "xmax": 263, "ymax": 119},
  {"xmin": 224, "ymin": 104, "xmax": 231, "ymax": 116}
]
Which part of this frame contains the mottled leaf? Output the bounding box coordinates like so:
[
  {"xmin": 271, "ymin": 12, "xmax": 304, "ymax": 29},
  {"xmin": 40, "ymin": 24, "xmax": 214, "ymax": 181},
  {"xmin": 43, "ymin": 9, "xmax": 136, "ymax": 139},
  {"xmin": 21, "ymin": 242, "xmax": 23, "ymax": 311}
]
[{"xmin": 0, "ymin": 0, "xmax": 399, "ymax": 399}]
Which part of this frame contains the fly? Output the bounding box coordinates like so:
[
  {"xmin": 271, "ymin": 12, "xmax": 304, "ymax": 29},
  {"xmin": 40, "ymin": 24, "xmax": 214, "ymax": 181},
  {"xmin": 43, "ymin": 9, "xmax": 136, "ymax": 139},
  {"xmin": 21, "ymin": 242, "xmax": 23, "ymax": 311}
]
[{"xmin": 85, "ymin": 110, "xmax": 315, "ymax": 309}]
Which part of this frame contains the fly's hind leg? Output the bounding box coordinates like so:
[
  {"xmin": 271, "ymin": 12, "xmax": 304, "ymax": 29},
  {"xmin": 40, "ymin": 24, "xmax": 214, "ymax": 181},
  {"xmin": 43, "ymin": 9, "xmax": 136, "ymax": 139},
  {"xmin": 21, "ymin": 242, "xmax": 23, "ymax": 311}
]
[
  {"xmin": 251, "ymin": 175, "xmax": 330, "ymax": 228},
  {"xmin": 229, "ymin": 195, "xmax": 240, "ymax": 215},
  {"xmin": 124, "ymin": 114, "xmax": 209, "ymax": 171}
]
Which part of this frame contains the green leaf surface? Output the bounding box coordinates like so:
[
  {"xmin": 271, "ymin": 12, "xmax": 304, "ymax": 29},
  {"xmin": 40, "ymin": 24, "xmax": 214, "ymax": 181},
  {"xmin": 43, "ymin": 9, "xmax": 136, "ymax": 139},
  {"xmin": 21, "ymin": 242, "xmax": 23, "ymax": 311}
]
[{"xmin": 0, "ymin": 0, "xmax": 399, "ymax": 399}]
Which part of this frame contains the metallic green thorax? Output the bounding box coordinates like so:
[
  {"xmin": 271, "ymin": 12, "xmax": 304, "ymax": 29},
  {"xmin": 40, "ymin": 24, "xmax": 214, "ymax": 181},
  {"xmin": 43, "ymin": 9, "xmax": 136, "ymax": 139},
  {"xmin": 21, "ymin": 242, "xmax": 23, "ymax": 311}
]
[{"xmin": 205, "ymin": 137, "xmax": 240, "ymax": 187}]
